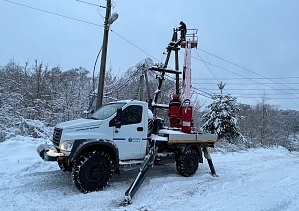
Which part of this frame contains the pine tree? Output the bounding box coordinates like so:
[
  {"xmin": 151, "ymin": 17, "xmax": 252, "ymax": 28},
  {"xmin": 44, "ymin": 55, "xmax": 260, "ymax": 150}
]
[{"xmin": 202, "ymin": 94, "xmax": 242, "ymax": 143}]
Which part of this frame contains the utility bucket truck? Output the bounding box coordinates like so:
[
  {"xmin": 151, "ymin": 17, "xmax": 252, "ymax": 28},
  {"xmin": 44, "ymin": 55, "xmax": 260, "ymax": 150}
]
[{"xmin": 37, "ymin": 27, "xmax": 218, "ymax": 204}]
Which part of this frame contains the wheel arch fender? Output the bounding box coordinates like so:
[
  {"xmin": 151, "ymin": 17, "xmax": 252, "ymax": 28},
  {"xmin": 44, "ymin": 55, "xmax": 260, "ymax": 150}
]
[{"xmin": 69, "ymin": 139, "xmax": 120, "ymax": 174}]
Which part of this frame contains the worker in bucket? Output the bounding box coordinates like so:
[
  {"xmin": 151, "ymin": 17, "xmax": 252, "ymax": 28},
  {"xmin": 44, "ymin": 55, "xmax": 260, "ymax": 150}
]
[{"xmin": 177, "ymin": 21, "xmax": 187, "ymax": 41}]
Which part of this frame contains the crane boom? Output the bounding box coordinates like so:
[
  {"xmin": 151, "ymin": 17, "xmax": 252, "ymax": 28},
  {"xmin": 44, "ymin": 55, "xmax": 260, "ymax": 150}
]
[{"xmin": 182, "ymin": 28, "xmax": 198, "ymax": 102}]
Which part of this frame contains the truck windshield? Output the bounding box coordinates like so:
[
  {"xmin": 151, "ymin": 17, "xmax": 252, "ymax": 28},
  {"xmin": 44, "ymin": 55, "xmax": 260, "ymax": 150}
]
[{"xmin": 89, "ymin": 103, "xmax": 126, "ymax": 120}]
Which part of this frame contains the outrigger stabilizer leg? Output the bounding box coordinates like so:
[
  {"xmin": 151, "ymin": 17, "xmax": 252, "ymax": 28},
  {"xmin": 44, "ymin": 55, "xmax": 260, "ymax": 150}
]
[
  {"xmin": 121, "ymin": 141, "xmax": 157, "ymax": 206},
  {"xmin": 202, "ymin": 147, "xmax": 218, "ymax": 177}
]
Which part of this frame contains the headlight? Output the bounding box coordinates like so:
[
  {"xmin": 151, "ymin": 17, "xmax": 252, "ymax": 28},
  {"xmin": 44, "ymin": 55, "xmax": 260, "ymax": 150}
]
[{"xmin": 60, "ymin": 141, "xmax": 73, "ymax": 152}]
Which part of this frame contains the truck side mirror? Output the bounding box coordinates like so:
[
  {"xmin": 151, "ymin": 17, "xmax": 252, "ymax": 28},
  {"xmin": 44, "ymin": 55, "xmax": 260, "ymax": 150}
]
[{"xmin": 115, "ymin": 108, "xmax": 122, "ymax": 129}]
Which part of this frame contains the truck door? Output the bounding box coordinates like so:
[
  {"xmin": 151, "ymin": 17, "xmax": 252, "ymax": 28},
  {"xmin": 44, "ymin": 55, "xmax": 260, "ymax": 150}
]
[{"xmin": 110, "ymin": 105, "xmax": 147, "ymax": 160}]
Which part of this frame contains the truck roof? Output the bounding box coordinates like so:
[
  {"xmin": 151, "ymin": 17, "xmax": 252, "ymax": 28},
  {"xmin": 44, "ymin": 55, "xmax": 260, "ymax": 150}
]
[{"xmin": 108, "ymin": 100, "xmax": 148, "ymax": 106}]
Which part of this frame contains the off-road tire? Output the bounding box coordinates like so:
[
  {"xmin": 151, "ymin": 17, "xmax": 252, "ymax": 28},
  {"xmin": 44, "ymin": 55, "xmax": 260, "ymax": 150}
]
[
  {"xmin": 58, "ymin": 160, "xmax": 72, "ymax": 172},
  {"xmin": 71, "ymin": 151, "xmax": 114, "ymax": 193},
  {"xmin": 175, "ymin": 148, "xmax": 199, "ymax": 177}
]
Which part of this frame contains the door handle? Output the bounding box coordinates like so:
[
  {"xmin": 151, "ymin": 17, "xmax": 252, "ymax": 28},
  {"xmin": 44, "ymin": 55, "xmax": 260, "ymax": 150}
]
[{"xmin": 137, "ymin": 127, "xmax": 143, "ymax": 131}]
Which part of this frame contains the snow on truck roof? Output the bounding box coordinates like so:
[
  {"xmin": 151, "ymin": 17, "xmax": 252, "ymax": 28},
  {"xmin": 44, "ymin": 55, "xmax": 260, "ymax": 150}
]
[{"xmin": 108, "ymin": 99, "xmax": 148, "ymax": 105}]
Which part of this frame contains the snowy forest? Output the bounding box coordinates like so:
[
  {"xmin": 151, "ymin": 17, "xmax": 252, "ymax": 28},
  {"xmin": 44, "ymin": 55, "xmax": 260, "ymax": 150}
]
[{"xmin": 1, "ymin": 59, "xmax": 299, "ymax": 151}]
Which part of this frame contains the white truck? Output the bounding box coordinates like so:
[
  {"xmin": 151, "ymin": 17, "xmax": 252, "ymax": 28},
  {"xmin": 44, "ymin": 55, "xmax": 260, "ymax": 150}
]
[
  {"xmin": 37, "ymin": 27, "xmax": 218, "ymax": 204},
  {"xmin": 37, "ymin": 100, "xmax": 217, "ymax": 201}
]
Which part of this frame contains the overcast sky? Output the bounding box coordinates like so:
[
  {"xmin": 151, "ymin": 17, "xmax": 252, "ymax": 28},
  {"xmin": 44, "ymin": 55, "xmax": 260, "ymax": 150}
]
[{"xmin": 1, "ymin": 0, "xmax": 299, "ymax": 110}]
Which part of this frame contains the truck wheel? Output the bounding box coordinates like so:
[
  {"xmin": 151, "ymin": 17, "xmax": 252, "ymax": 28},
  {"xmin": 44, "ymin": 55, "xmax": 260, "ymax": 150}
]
[
  {"xmin": 176, "ymin": 148, "xmax": 199, "ymax": 177},
  {"xmin": 72, "ymin": 151, "xmax": 114, "ymax": 193},
  {"xmin": 58, "ymin": 160, "xmax": 72, "ymax": 172}
]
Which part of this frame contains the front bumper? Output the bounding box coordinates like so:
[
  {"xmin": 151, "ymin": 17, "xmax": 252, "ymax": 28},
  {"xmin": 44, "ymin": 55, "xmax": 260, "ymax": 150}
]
[{"xmin": 37, "ymin": 144, "xmax": 66, "ymax": 161}]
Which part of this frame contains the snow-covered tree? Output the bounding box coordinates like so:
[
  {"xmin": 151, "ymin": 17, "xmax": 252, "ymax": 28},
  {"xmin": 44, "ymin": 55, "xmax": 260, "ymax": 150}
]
[
  {"xmin": 2, "ymin": 58, "xmax": 299, "ymax": 151},
  {"xmin": 202, "ymin": 94, "xmax": 242, "ymax": 143}
]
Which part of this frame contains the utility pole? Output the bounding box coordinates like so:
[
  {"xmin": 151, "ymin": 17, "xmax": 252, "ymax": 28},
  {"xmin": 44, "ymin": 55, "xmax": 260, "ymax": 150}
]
[{"xmin": 96, "ymin": 0, "xmax": 112, "ymax": 109}]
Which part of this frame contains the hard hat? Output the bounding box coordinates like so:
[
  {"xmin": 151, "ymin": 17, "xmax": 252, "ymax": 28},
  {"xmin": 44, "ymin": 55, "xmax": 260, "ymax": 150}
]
[{"xmin": 172, "ymin": 93, "xmax": 179, "ymax": 99}]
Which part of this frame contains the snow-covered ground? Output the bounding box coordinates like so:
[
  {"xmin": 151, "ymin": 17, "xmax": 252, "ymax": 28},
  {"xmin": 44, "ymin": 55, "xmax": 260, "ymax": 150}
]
[{"xmin": 1, "ymin": 136, "xmax": 299, "ymax": 211}]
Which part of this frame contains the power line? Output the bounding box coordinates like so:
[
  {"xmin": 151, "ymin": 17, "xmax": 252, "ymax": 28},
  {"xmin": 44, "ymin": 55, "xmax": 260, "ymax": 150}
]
[
  {"xmin": 235, "ymin": 96, "xmax": 299, "ymax": 100},
  {"xmin": 110, "ymin": 29, "xmax": 160, "ymax": 63},
  {"xmin": 152, "ymin": 71, "xmax": 214, "ymax": 100},
  {"xmin": 5, "ymin": 0, "xmax": 299, "ymax": 103},
  {"xmin": 193, "ymin": 83, "xmax": 299, "ymax": 99},
  {"xmin": 192, "ymin": 84, "xmax": 215, "ymax": 96},
  {"xmin": 3, "ymin": 0, "xmax": 161, "ymax": 64},
  {"xmin": 194, "ymin": 76, "xmax": 299, "ymax": 80},
  {"xmin": 194, "ymin": 50, "xmax": 230, "ymax": 95},
  {"xmin": 192, "ymin": 85, "xmax": 299, "ymax": 100},
  {"xmin": 75, "ymin": 0, "xmax": 103, "ymax": 7},
  {"xmin": 194, "ymin": 50, "xmax": 220, "ymax": 83},
  {"xmin": 193, "ymin": 82, "xmax": 299, "ymax": 85},
  {"xmin": 191, "ymin": 55, "xmax": 299, "ymax": 99},
  {"xmin": 191, "ymin": 90, "xmax": 213, "ymax": 99},
  {"xmin": 74, "ymin": 0, "xmax": 106, "ymax": 19},
  {"xmin": 3, "ymin": 0, "xmax": 103, "ymax": 27},
  {"xmin": 192, "ymin": 86, "xmax": 299, "ymax": 100},
  {"xmin": 195, "ymin": 86, "xmax": 299, "ymax": 91},
  {"xmin": 199, "ymin": 48, "xmax": 299, "ymax": 95},
  {"xmin": 192, "ymin": 86, "xmax": 213, "ymax": 99},
  {"xmin": 230, "ymin": 93, "xmax": 299, "ymax": 96}
]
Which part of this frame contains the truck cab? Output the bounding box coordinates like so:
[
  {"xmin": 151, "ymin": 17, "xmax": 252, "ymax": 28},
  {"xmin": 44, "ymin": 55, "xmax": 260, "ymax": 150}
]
[
  {"xmin": 40, "ymin": 100, "xmax": 149, "ymax": 159},
  {"xmin": 37, "ymin": 100, "xmax": 151, "ymax": 192}
]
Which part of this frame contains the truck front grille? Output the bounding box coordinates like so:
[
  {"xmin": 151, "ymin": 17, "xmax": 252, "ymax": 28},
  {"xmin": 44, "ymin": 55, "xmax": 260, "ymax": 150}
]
[{"xmin": 52, "ymin": 128, "xmax": 63, "ymax": 147}]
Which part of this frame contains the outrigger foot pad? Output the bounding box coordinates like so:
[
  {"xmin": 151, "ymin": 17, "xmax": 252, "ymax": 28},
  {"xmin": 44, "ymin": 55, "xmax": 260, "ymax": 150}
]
[
  {"xmin": 211, "ymin": 173, "xmax": 219, "ymax": 177},
  {"xmin": 120, "ymin": 197, "xmax": 132, "ymax": 207}
]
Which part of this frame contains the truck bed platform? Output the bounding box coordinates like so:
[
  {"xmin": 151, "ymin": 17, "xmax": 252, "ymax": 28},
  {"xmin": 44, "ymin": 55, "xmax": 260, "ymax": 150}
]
[{"xmin": 151, "ymin": 129, "xmax": 217, "ymax": 144}]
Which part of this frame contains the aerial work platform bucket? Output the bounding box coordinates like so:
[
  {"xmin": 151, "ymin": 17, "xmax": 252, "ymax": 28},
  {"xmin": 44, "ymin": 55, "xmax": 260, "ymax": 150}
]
[{"xmin": 181, "ymin": 28, "xmax": 198, "ymax": 49}]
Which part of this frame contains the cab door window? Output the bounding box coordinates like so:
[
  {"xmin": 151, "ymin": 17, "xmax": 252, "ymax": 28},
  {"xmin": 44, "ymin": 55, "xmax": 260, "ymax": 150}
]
[
  {"xmin": 121, "ymin": 105, "xmax": 142, "ymax": 125},
  {"xmin": 109, "ymin": 105, "xmax": 143, "ymax": 127}
]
